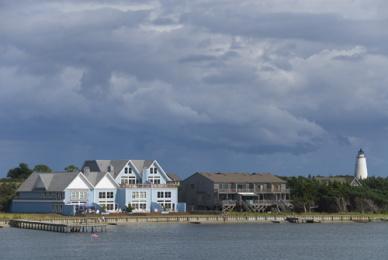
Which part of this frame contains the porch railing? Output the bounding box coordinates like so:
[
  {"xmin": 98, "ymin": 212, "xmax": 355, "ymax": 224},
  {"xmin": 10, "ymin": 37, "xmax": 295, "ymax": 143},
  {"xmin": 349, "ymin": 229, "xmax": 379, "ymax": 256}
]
[
  {"xmin": 120, "ymin": 183, "xmax": 178, "ymax": 189},
  {"xmin": 217, "ymin": 188, "xmax": 290, "ymax": 193},
  {"xmin": 222, "ymin": 199, "xmax": 290, "ymax": 206}
]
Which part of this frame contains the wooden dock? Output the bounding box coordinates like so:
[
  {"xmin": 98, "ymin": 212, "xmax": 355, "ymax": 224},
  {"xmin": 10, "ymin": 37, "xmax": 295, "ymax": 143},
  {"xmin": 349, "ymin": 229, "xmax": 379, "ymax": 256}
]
[{"xmin": 9, "ymin": 219, "xmax": 107, "ymax": 233}]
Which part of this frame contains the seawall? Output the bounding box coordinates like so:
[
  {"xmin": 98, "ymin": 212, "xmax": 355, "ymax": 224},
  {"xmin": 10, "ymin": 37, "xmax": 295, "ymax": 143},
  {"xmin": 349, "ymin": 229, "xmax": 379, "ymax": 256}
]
[{"xmin": 0, "ymin": 214, "xmax": 379, "ymax": 226}]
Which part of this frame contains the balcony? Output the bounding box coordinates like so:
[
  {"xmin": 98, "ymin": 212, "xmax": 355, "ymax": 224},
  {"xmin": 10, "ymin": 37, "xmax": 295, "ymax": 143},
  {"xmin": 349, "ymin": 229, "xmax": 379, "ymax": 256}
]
[
  {"xmin": 217, "ymin": 188, "xmax": 290, "ymax": 194},
  {"xmin": 120, "ymin": 183, "xmax": 178, "ymax": 189}
]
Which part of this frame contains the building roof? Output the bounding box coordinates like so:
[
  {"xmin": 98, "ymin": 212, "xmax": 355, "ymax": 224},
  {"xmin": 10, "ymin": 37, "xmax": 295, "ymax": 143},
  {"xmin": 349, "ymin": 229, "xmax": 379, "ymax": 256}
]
[
  {"xmin": 82, "ymin": 159, "xmax": 156, "ymax": 179},
  {"xmin": 197, "ymin": 172, "xmax": 286, "ymax": 183},
  {"xmin": 167, "ymin": 173, "xmax": 180, "ymax": 182},
  {"xmin": 131, "ymin": 160, "xmax": 154, "ymax": 173},
  {"xmin": 83, "ymin": 171, "xmax": 106, "ymax": 186},
  {"xmin": 17, "ymin": 172, "xmax": 80, "ymax": 192},
  {"xmin": 82, "ymin": 160, "xmax": 128, "ymax": 179}
]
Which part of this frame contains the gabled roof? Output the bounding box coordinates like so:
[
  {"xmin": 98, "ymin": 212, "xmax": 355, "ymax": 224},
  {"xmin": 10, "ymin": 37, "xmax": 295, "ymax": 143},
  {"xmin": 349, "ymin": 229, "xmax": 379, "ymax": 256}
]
[
  {"xmin": 110, "ymin": 160, "xmax": 129, "ymax": 177},
  {"xmin": 17, "ymin": 172, "xmax": 81, "ymax": 192},
  {"xmin": 83, "ymin": 171, "xmax": 106, "ymax": 186},
  {"xmin": 131, "ymin": 160, "xmax": 154, "ymax": 172},
  {"xmin": 196, "ymin": 172, "xmax": 286, "ymax": 183},
  {"xmin": 83, "ymin": 171, "xmax": 119, "ymax": 188},
  {"xmin": 82, "ymin": 160, "xmax": 128, "ymax": 179},
  {"xmin": 167, "ymin": 173, "xmax": 181, "ymax": 182},
  {"xmin": 81, "ymin": 159, "xmax": 169, "ymax": 181},
  {"xmin": 35, "ymin": 174, "xmax": 54, "ymax": 190}
]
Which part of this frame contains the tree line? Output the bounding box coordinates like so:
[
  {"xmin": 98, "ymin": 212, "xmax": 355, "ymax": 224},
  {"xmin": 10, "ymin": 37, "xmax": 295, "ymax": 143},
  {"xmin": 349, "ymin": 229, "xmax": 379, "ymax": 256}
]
[{"xmin": 286, "ymin": 176, "xmax": 388, "ymax": 213}]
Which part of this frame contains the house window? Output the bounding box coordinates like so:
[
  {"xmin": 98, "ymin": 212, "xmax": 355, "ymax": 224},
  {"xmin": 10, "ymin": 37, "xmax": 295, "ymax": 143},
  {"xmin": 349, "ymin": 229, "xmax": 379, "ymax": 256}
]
[
  {"xmin": 150, "ymin": 167, "xmax": 157, "ymax": 174},
  {"xmin": 107, "ymin": 192, "xmax": 114, "ymax": 199},
  {"xmin": 159, "ymin": 202, "xmax": 172, "ymax": 211},
  {"xmin": 154, "ymin": 168, "xmax": 158, "ymax": 174},
  {"xmin": 157, "ymin": 192, "xmax": 164, "ymax": 198},
  {"xmin": 129, "ymin": 168, "xmax": 132, "ymax": 173},
  {"xmin": 71, "ymin": 192, "xmax": 77, "ymax": 200},
  {"xmin": 121, "ymin": 176, "xmax": 136, "ymax": 185},
  {"xmin": 99, "ymin": 192, "xmax": 106, "ymax": 199},
  {"xmin": 80, "ymin": 192, "xmax": 87, "ymax": 200},
  {"xmin": 149, "ymin": 177, "xmax": 160, "ymax": 184},
  {"xmin": 131, "ymin": 202, "xmax": 147, "ymax": 210},
  {"xmin": 71, "ymin": 191, "xmax": 88, "ymax": 201},
  {"xmin": 107, "ymin": 204, "xmax": 114, "ymax": 210},
  {"xmin": 150, "ymin": 168, "xmax": 153, "ymax": 174},
  {"xmin": 165, "ymin": 192, "xmax": 171, "ymax": 198},
  {"xmin": 132, "ymin": 192, "xmax": 146, "ymax": 199},
  {"xmin": 125, "ymin": 168, "xmax": 128, "ymax": 174}
]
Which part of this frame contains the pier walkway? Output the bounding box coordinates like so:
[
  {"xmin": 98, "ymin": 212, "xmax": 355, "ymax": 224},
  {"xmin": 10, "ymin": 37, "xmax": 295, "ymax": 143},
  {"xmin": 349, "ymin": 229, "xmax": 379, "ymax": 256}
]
[{"xmin": 8, "ymin": 219, "xmax": 107, "ymax": 233}]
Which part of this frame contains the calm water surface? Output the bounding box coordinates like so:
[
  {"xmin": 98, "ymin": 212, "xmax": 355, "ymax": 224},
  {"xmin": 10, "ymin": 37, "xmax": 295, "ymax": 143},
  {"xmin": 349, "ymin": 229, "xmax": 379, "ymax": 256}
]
[{"xmin": 0, "ymin": 223, "xmax": 387, "ymax": 260}]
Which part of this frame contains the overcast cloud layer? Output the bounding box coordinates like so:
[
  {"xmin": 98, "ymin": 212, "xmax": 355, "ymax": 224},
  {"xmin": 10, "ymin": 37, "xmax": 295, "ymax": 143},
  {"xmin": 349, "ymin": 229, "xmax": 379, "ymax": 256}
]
[{"xmin": 1, "ymin": 0, "xmax": 388, "ymax": 177}]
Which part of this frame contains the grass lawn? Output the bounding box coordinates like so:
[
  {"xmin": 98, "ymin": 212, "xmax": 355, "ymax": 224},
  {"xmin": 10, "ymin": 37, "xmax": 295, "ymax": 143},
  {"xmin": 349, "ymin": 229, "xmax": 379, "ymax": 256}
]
[{"xmin": 0, "ymin": 213, "xmax": 66, "ymax": 220}]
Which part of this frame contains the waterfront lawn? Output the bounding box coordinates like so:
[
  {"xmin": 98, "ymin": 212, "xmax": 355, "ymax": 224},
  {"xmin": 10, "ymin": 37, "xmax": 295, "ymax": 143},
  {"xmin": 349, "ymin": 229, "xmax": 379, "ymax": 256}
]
[{"xmin": 0, "ymin": 213, "xmax": 65, "ymax": 220}]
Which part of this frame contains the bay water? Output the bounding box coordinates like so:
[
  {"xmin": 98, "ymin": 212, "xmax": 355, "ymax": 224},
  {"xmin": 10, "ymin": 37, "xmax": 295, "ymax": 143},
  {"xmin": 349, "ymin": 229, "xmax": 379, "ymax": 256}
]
[{"xmin": 0, "ymin": 222, "xmax": 387, "ymax": 260}]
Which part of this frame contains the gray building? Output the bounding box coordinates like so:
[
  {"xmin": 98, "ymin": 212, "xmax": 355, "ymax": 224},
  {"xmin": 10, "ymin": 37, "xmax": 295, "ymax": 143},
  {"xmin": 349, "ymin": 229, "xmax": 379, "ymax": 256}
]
[{"xmin": 180, "ymin": 172, "xmax": 291, "ymax": 212}]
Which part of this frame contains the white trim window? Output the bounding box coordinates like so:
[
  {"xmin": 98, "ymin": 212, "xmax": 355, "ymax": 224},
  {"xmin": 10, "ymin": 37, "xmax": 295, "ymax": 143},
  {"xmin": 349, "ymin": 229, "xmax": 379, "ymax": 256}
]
[
  {"xmin": 132, "ymin": 191, "xmax": 146, "ymax": 199},
  {"xmin": 157, "ymin": 191, "xmax": 171, "ymax": 198},
  {"xmin": 148, "ymin": 176, "xmax": 160, "ymax": 184},
  {"xmin": 70, "ymin": 191, "xmax": 88, "ymax": 201},
  {"xmin": 131, "ymin": 202, "xmax": 147, "ymax": 211},
  {"xmin": 98, "ymin": 191, "xmax": 116, "ymax": 211},
  {"xmin": 121, "ymin": 176, "xmax": 136, "ymax": 185},
  {"xmin": 156, "ymin": 191, "xmax": 174, "ymax": 212},
  {"xmin": 131, "ymin": 191, "xmax": 147, "ymax": 212}
]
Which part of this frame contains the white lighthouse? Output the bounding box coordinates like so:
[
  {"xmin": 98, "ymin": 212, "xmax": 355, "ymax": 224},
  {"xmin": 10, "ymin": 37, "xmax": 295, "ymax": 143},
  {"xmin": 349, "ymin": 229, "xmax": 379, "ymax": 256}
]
[{"xmin": 354, "ymin": 149, "xmax": 368, "ymax": 180}]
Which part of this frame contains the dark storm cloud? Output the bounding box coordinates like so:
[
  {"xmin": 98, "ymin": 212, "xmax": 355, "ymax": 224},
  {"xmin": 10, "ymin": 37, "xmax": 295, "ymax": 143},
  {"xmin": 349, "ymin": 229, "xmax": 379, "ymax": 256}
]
[{"xmin": 1, "ymin": 0, "xmax": 388, "ymax": 177}]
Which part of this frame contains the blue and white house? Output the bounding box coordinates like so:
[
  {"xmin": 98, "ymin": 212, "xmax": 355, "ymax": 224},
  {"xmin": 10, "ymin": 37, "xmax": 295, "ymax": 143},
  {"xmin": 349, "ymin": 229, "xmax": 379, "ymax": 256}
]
[
  {"xmin": 11, "ymin": 159, "xmax": 182, "ymax": 215},
  {"xmin": 12, "ymin": 171, "xmax": 94, "ymax": 215}
]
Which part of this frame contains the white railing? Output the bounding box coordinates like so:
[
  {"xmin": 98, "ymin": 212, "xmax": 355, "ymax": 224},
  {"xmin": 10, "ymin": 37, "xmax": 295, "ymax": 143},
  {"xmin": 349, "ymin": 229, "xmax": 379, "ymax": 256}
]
[
  {"xmin": 120, "ymin": 183, "xmax": 178, "ymax": 189},
  {"xmin": 217, "ymin": 188, "xmax": 290, "ymax": 193}
]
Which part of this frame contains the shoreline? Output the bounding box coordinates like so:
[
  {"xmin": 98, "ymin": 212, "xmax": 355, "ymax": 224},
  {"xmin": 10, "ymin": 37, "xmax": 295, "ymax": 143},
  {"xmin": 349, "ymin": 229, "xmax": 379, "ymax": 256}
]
[{"xmin": 1, "ymin": 213, "xmax": 384, "ymax": 227}]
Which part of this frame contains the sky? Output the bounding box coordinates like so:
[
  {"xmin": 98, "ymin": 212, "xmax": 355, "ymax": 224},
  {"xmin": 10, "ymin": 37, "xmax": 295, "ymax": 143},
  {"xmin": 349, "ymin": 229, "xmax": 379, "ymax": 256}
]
[{"xmin": 1, "ymin": 0, "xmax": 388, "ymax": 178}]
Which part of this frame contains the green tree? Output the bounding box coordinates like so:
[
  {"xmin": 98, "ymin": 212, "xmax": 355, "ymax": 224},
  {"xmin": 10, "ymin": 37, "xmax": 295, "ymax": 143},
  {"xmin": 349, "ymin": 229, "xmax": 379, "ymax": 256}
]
[
  {"xmin": 33, "ymin": 164, "xmax": 52, "ymax": 173},
  {"xmin": 0, "ymin": 182, "xmax": 19, "ymax": 211},
  {"xmin": 287, "ymin": 176, "xmax": 388, "ymax": 213},
  {"xmin": 64, "ymin": 165, "xmax": 79, "ymax": 172},
  {"xmin": 7, "ymin": 163, "xmax": 33, "ymax": 179}
]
